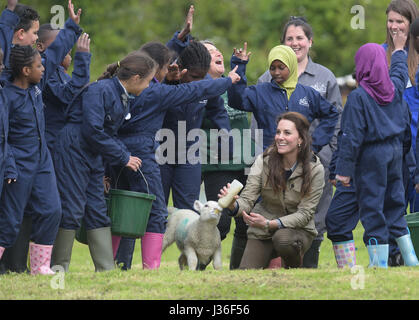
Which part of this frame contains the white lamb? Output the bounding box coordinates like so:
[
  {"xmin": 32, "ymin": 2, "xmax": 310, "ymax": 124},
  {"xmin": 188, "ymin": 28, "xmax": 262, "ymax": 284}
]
[{"xmin": 162, "ymin": 200, "xmax": 223, "ymax": 270}]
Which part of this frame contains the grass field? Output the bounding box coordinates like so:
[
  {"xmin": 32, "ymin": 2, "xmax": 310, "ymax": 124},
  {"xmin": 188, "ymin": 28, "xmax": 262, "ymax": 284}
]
[{"xmin": 1, "ymin": 218, "xmax": 419, "ymax": 301}]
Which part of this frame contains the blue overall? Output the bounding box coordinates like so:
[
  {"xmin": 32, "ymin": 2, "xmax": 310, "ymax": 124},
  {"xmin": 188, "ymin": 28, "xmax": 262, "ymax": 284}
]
[
  {"xmin": 336, "ymin": 50, "xmax": 410, "ymax": 246},
  {"xmin": 116, "ymin": 76, "xmax": 233, "ymax": 233},
  {"xmin": 159, "ymin": 75, "xmax": 232, "ymax": 211},
  {"xmin": 327, "ymin": 99, "xmax": 412, "ymax": 258},
  {"xmin": 43, "ymin": 51, "xmax": 91, "ymax": 150},
  {"xmin": 383, "ymin": 43, "xmax": 419, "ymax": 213},
  {"xmin": 227, "ymin": 55, "xmax": 339, "ymax": 152},
  {"xmin": 0, "ymin": 18, "xmax": 82, "ymax": 247},
  {"xmin": 0, "ymin": 91, "xmax": 8, "ymax": 197},
  {"xmin": 0, "ymin": 8, "xmax": 17, "ymax": 196},
  {"xmin": 0, "ymin": 8, "xmax": 18, "ymax": 68},
  {"xmin": 53, "ymin": 77, "xmax": 132, "ymax": 231}
]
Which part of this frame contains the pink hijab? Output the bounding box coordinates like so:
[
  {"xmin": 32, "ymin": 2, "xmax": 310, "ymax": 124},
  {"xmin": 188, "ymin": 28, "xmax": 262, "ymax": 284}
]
[{"xmin": 355, "ymin": 43, "xmax": 395, "ymax": 105}]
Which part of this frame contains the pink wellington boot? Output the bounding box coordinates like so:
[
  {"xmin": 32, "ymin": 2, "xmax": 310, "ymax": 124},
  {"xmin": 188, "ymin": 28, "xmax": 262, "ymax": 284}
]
[
  {"xmin": 141, "ymin": 232, "xmax": 164, "ymax": 270},
  {"xmin": 29, "ymin": 242, "xmax": 55, "ymax": 275},
  {"xmin": 0, "ymin": 246, "xmax": 4, "ymax": 260},
  {"xmin": 268, "ymin": 257, "xmax": 284, "ymax": 269},
  {"xmin": 112, "ymin": 235, "xmax": 121, "ymax": 260}
]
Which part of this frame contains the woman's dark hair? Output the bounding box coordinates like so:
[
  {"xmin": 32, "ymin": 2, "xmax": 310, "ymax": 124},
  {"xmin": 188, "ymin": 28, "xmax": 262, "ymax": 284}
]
[
  {"xmin": 98, "ymin": 51, "xmax": 157, "ymax": 81},
  {"xmin": 177, "ymin": 41, "xmax": 211, "ymax": 73},
  {"xmin": 139, "ymin": 41, "xmax": 172, "ymax": 70},
  {"xmin": 9, "ymin": 45, "xmax": 39, "ymax": 80},
  {"xmin": 14, "ymin": 4, "xmax": 40, "ymax": 32},
  {"xmin": 37, "ymin": 24, "xmax": 56, "ymax": 44},
  {"xmin": 385, "ymin": 0, "xmax": 419, "ymax": 85},
  {"xmin": 281, "ymin": 16, "xmax": 314, "ymax": 44},
  {"xmin": 263, "ymin": 112, "xmax": 313, "ymax": 197}
]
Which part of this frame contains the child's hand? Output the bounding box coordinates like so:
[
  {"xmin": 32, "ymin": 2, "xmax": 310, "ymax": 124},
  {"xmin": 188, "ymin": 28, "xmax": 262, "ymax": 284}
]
[
  {"xmin": 233, "ymin": 42, "xmax": 251, "ymax": 61},
  {"xmin": 7, "ymin": 0, "xmax": 18, "ymax": 11},
  {"xmin": 177, "ymin": 5, "xmax": 194, "ymax": 42},
  {"xmin": 336, "ymin": 174, "xmax": 351, "ymax": 187},
  {"xmin": 68, "ymin": 0, "xmax": 82, "ymax": 25},
  {"xmin": 76, "ymin": 33, "xmax": 90, "ymax": 53},
  {"xmin": 392, "ymin": 28, "xmax": 408, "ymax": 51},
  {"xmin": 126, "ymin": 156, "xmax": 142, "ymax": 172},
  {"xmin": 166, "ymin": 62, "xmax": 187, "ymax": 82},
  {"xmin": 228, "ymin": 65, "xmax": 241, "ymax": 84}
]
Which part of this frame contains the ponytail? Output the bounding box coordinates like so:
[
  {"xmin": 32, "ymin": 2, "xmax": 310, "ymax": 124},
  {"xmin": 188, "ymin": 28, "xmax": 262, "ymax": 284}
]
[{"xmin": 98, "ymin": 51, "xmax": 157, "ymax": 81}]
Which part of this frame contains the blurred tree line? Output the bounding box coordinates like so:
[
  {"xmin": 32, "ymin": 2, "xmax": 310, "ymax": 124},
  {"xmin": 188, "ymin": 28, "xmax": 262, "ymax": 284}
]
[{"xmin": 27, "ymin": 0, "xmax": 417, "ymax": 83}]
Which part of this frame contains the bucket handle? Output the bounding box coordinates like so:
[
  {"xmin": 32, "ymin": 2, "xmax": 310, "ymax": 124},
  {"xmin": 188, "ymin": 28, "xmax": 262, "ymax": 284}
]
[{"xmin": 115, "ymin": 166, "xmax": 151, "ymax": 195}]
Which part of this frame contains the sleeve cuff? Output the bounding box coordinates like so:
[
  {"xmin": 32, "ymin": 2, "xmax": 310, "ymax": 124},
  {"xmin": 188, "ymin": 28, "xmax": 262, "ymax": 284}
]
[
  {"xmin": 226, "ymin": 201, "xmax": 239, "ymax": 217},
  {"xmin": 336, "ymin": 158, "xmax": 355, "ymax": 178}
]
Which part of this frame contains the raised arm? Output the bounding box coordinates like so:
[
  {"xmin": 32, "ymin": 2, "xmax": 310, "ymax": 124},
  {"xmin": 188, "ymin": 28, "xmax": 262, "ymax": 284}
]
[
  {"xmin": 166, "ymin": 5, "xmax": 194, "ymax": 56},
  {"xmin": 46, "ymin": 33, "xmax": 91, "ymax": 106},
  {"xmin": 40, "ymin": 0, "xmax": 83, "ymax": 88},
  {"xmin": 227, "ymin": 42, "xmax": 258, "ymax": 112},
  {"xmin": 0, "ymin": 2, "xmax": 19, "ymax": 66}
]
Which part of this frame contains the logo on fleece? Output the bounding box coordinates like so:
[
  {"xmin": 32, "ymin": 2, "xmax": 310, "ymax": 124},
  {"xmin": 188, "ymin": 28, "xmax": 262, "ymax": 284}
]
[
  {"xmin": 311, "ymin": 82, "xmax": 327, "ymax": 95},
  {"xmin": 299, "ymin": 96, "xmax": 309, "ymax": 107}
]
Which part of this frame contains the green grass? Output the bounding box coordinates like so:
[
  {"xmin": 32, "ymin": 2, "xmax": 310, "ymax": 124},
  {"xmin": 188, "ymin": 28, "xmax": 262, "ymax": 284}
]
[{"xmin": 1, "ymin": 220, "xmax": 419, "ymax": 300}]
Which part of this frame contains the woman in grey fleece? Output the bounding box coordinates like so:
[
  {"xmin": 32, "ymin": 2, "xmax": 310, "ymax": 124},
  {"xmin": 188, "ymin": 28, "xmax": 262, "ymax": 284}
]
[{"xmin": 252, "ymin": 16, "xmax": 342, "ymax": 268}]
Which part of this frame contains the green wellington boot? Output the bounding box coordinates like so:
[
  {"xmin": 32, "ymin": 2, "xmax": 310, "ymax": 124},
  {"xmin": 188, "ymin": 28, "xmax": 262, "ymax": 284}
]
[
  {"xmin": 51, "ymin": 228, "xmax": 76, "ymax": 272},
  {"xmin": 87, "ymin": 227, "xmax": 115, "ymax": 272}
]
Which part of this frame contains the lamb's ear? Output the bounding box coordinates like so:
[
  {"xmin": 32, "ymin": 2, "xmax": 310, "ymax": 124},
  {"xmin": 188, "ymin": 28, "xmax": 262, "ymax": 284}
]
[{"xmin": 193, "ymin": 200, "xmax": 204, "ymax": 212}]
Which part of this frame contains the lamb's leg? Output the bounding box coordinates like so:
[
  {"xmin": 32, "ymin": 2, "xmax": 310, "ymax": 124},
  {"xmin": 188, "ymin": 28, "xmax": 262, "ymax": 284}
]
[
  {"xmin": 178, "ymin": 253, "xmax": 187, "ymax": 270},
  {"xmin": 212, "ymin": 247, "xmax": 223, "ymax": 270},
  {"xmin": 184, "ymin": 246, "xmax": 198, "ymax": 270},
  {"xmin": 162, "ymin": 230, "xmax": 175, "ymax": 253}
]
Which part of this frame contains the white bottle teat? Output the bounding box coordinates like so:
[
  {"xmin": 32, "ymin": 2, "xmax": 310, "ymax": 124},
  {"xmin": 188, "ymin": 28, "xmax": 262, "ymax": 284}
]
[{"xmin": 218, "ymin": 179, "xmax": 244, "ymax": 209}]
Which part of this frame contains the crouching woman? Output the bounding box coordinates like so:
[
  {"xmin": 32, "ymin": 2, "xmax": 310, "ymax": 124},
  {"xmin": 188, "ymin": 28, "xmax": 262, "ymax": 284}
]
[{"xmin": 219, "ymin": 112, "xmax": 324, "ymax": 269}]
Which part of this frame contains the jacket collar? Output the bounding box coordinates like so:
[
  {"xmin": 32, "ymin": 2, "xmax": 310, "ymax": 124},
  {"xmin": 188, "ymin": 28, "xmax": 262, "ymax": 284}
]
[
  {"xmin": 262, "ymin": 152, "xmax": 321, "ymax": 180},
  {"xmin": 302, "ymin": 56, "xmax": 316, "ymax": 77}
]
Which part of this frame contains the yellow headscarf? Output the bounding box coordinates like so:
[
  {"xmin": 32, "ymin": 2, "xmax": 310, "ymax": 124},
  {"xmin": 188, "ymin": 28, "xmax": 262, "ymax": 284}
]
[{"xmin": 268, "ymin": 45, "xmax": 298, "ymax": 100}]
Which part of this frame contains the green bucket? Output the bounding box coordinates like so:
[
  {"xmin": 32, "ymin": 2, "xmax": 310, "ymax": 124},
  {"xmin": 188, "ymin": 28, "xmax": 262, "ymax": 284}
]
[
  {"xmin": 75, "ymin": 168, "xmax": 155, "ymax": 243},
  {"xmin": 108, "ymin": 188, "xmax": 155, "ymax": 238},
  {"xmin": 408, "ymin": 220, "xmax": 419, "ymax": 255},
  {"xmin": 405, "ymin": 212, "xmax": 419, "ymax": 223},
  {"xmin": 407, "ymin": 213, "xmax": 419, "ymax": 255}
]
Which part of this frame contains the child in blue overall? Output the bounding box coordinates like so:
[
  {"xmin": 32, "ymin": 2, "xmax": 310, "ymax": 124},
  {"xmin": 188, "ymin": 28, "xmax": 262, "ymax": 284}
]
[
  {"xmin": 0, "ymin": 48, "xmax": 7, "ymax": 203},
  {"xmin": 227, "ymin": 44, "xmax": 339, "ymax": 153},
  {"xmin": 1, "ymin": 24, "xmax": 92, "ymax": 275},
  {"xmin": 0, "ymin": 0, "xmax": 17, "ymax": 200},
  {"xmin": 335, "ymin": 40, "xmax": 419, "ymax": 268},
  {"xmin": 413, "ymin": 18, "xmax": 419, "ymax": 193},
  {"xmin": 37, "ymin": 24, "xmax": 91, "ymax": 150},
  {"xmin": 114, "ymin": 41, "xmax": 240, "ymax": 270},
  {"xmin": 51, "ymin": 52, "xmax": 157, "ymax": 272},
  {"xmin": 0, "ymin": 1, "xmax": 38, "ymax": 275},
  {"xmin": 160, "ymin": 41, "xmax": 233, "ymax": 212},
  {"xmin": 0, "ymin": 8, "xmax": 82, "ymax": 275},
  {"xmin": 326, "ymin": 103, "xmax": 413, "ymax": 268}
]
